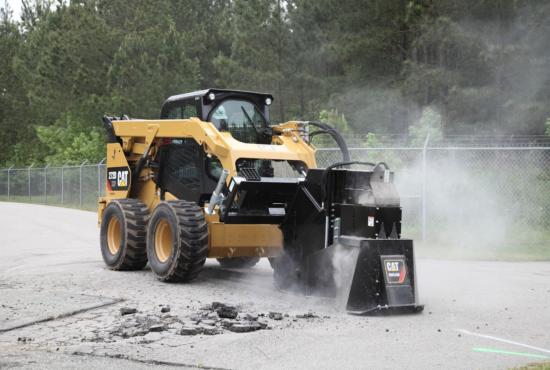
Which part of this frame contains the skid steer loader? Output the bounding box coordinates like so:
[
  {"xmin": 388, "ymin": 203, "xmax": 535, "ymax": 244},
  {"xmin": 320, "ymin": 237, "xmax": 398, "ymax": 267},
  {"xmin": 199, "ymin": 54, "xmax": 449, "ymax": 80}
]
[{"xmin": 99, "ymin": 88, "xmax": 423, "ymax": 314}]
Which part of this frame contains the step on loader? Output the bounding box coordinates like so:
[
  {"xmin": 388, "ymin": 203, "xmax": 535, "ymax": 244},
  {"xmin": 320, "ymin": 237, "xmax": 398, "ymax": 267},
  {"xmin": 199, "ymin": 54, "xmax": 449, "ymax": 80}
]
[{"xmin": 98, "ymin": 88, "xmax": 423, "ymax": 314}]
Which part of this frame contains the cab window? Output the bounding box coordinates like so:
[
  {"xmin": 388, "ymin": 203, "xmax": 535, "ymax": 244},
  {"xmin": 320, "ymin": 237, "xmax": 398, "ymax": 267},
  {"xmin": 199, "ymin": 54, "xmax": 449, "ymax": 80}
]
[
  {"xmin": 208, "ymin": 99, "xmax": 267, "ymax": 144},
  {"xmin": 167, "ymin": 102, "xmax": 198, "ymax": 119},
  {"xmin": 158, "ymin": 139, "xmax": 201, "ymax": 201}
]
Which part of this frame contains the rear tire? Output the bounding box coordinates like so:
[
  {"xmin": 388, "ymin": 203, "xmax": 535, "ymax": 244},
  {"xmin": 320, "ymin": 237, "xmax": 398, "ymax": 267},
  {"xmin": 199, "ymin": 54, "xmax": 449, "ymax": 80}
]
[
  {"xmin": 217, "ymin": 257, "xmax": 260, "ymax": 269},
  {"xmin": 270, "ymin": 253, "xmax": 301, "ymax": 291},
  {"xmin": 147, "ymin": 201, "xmax": 208, "ymax": 282},
  {"xmin": 100, "ymin": 199, "xmax": 149, "ymax": 270}
]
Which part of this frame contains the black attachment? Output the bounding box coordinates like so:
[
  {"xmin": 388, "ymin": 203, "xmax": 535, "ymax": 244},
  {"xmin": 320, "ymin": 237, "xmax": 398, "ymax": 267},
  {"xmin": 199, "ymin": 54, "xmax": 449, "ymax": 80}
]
[
  {"xmin": 220, "ymin": 176, "xmax": 300, "ymax": 224},
  {"xmin": 278, "ymin": 166, "xmax": 423, "ymax": 314},
  {"xmin": 305, "ymin": 237, "xmax": 423, "ymax": 314}
]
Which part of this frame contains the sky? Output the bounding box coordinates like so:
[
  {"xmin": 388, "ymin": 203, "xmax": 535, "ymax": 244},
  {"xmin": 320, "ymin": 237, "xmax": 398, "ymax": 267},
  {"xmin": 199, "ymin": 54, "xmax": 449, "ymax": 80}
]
[{"xmin": 4, "ymin": 0, "xmax": 22, "ymax": 19}]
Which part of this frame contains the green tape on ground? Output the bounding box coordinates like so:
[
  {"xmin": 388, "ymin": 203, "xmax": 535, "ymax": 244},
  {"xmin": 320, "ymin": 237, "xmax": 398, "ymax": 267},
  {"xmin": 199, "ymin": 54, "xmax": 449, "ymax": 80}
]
[{"xmin": 473, "ymin": 347, "xmax": 549, "ymax": 359}]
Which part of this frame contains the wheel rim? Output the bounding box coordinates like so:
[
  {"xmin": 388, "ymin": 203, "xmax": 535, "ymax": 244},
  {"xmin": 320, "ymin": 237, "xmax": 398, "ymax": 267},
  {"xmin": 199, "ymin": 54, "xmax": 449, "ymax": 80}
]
[
  {"xmin": 107, "ymin": 216, "xmax": 122, "ymax": 255},
  {"xmin": 155, "ymin": 219, "xmax": 173, "ymax": 263}
]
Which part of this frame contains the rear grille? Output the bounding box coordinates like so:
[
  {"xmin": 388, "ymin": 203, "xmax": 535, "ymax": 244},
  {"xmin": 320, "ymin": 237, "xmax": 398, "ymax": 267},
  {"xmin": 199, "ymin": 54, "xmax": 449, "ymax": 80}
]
[{"xmin": 238, "ymin": 168, "xmax": 261, "ymax": 181}]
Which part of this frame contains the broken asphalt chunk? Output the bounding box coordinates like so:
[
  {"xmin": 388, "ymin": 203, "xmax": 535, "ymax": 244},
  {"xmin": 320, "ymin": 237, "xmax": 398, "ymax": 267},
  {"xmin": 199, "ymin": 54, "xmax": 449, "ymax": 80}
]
[
  {"xmin": 119, "ymin": 307, "xmax": 137, "ymax": 316},
  {"xmin": 269, "ymin": 312, "xmax": 283, "ymax": 320}
]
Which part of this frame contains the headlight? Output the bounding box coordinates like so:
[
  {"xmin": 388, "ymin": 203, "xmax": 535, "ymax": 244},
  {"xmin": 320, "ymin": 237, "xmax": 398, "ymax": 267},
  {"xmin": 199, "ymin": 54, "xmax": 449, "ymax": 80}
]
[
  {"xmin": 208, "ymin": 92, "xmax": 216, "ymax": 101},
  {"xmin": 265, "ymin": 97, "xmax": 272, "ymax": 106}
]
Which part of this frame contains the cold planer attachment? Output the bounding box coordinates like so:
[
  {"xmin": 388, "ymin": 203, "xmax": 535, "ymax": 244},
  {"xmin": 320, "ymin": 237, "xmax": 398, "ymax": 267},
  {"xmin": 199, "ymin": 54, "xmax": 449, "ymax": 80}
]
[{"xmin": 274, "ymin": 162, "xmax": 423, "ymax": 314}]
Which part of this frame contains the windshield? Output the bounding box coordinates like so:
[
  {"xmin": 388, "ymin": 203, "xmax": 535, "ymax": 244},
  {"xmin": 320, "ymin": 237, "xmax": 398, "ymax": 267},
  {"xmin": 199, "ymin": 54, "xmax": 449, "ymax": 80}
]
[{"xmin": 209, "ymin": 99, "xmax": 267, "ymax": 144}]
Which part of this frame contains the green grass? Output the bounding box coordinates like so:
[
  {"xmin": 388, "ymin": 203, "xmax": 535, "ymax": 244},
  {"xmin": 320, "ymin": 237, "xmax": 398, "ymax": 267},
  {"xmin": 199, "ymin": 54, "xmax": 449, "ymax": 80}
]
[{"xmin": 513, "ymin": 363, "xmax": 550, "ymax": 370}]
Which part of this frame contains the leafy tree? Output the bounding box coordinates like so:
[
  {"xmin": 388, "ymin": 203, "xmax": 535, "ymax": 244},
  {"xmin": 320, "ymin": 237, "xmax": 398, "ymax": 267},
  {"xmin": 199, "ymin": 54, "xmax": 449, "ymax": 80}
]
[
  {"xmin": 214, "ymin": 0, "xmax": 292, "ymax": 122},
  {"xmin": 1, "ymin": 0, "xmax": 550, "ymax": 166},
  {"xmin": 35, "ymin": 113, "xmax": 105, "ymax": 164},
  {"xmin": 0, "ymin": 3, "xmax": 31, "ymax": 165},
  {"xmin": 108, "ymin": 22, "xmax": 200, "ymax": 118},
  {"xmin": 409, "ymin": 106, "xmax": 443, "ymax": 146},
  {"xmin": 169, "ymin": 0, "xmax": 232, "ymax": 87},
  {"xmin": 319, "ymin": 109, "xmax": 351, "ymax": 134},
  {"xmin": 15, "ymin": 2, "xmax": 117, "ymax": 124}
]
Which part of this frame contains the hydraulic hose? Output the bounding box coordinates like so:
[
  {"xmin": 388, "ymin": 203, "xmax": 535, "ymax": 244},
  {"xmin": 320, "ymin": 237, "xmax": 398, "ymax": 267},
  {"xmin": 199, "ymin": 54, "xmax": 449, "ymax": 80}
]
[{"xmin": 305, "ymin": 121, "xmax": 351, "ymax": 162}]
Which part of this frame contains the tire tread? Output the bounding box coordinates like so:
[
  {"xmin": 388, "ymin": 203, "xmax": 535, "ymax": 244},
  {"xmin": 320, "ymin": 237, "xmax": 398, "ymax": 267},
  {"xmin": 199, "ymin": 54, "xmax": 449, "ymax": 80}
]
[
  {"xmin": 156, "ymin": 201, "xmax": 208, "ymax": 282},
  {"xmin": 111, "ymin": 199, "xmax": 148, "ymax": 270}
]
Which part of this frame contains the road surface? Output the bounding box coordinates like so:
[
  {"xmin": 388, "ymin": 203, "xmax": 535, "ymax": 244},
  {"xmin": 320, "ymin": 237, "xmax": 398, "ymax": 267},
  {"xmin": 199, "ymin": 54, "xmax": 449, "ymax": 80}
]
[{"xmin": 0, "ymin": 202, "xmax": 549, "ymax": 369}]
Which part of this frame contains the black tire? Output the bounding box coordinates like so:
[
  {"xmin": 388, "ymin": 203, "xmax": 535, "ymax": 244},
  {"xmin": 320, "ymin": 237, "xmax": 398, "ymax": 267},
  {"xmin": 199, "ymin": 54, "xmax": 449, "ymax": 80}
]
[
  {"xmin": 217, "ymin": 257, "xmax": 260, "ymax": 269},
  {"xmin": 100, "ymin": 199, "xmax": 148, "ymax": 270},
  {"xmin": 146, "ymin": 201, "xmax": 208, "ymax": 282}
]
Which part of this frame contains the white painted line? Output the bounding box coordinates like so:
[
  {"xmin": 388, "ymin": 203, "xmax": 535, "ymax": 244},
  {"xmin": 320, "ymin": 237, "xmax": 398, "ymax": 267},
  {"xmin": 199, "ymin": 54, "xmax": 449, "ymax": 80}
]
[{"xmin": 458, "ymin": 329, "xmax": 550, "ymax": 355}]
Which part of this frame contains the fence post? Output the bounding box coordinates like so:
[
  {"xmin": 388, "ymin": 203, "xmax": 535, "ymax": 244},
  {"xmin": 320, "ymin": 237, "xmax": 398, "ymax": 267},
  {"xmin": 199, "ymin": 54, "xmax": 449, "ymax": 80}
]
[
  {"xmin": 421, "ymin": 133, "xmax": 430, "ymax": 241},
  {"xmin": 79, "ymin": 160, "xmax": 87, "ymax": 208},
  {"xmin": 7, "ymin": 165, "xmax": 13, "ymax": 200},
  {"xmin": 43, "ymin": 164, "xmax": 49, "ymax": 204},
  {"xmin": 98, "ymin": 158, "xmax": 106, "ymax": 199},
  {"xmin": 28, "ymin": 163, "xmax": 34, "ymax": 201},
  {"xmin": 61, "ymin": 164, "xmax": 65, "ymax": 204}
]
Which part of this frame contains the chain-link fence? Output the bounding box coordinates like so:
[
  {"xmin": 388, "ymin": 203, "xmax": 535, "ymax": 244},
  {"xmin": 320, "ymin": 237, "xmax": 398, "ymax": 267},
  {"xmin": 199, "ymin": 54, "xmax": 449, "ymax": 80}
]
[
  {"xmin": 0, "ymin": 160, "xmax": 106, "ymax": 211},
  {"xmin": 316, "ymin": 145, "xmax": 550, "ymax": 249},
  {"xmin": 1, "ymin": 142, "xmax": 549, "ymax": 249}
]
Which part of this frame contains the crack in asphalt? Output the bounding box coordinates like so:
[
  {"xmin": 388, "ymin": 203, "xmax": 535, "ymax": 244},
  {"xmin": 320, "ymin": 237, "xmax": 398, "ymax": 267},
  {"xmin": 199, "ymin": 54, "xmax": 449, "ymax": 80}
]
[
  {"xmin": 0, "ymin": 298, "xmax": 123, "ymax": 333},
  {"xmin": 70, "ymin": 350, "xmax": 234, "ymax": 369}
]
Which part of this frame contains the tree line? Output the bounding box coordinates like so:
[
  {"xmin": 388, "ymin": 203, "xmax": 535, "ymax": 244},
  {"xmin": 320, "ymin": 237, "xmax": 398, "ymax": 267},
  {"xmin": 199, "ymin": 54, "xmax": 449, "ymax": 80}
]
[{"xmin": 1, "ymin": 0, "xmax": 549, "ymax": 165}]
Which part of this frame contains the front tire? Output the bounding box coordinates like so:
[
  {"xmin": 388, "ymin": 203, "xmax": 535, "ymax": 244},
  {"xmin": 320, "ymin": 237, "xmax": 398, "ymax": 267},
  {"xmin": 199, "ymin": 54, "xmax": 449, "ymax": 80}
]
[
  {"xmin": 147, "ymin": 201, "xmax": 208, "ymax": 282},
  {"xmin": 100, "ymin": 199, "xmax": 148, "ymax": 270}
]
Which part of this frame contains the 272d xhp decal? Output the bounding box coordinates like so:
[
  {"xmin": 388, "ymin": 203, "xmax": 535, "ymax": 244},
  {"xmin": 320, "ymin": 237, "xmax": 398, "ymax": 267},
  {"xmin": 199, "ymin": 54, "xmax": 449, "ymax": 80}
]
[{"xmin": 107, "ymin": 166, "xmax": 130, "ymax": 191}]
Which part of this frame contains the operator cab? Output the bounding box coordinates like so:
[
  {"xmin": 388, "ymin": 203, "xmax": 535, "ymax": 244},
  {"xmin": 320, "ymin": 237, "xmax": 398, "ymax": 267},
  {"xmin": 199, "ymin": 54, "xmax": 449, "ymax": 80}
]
[
  {"xmin": 157, "ymin": 89, "xmax": 280, "ymax": 205},
  {"xmin": 160, "ymin": 88, "xmax": 274, "ymax": 144}
]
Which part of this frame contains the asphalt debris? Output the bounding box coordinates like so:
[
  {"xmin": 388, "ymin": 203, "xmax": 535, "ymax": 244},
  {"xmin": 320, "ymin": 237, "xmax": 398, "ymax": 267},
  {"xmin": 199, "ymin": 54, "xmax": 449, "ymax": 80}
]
[
  {"xmin": 296, "ymin": 312, "xmax": 319, "ymax": 319},
  {"xmin": 83, "ymin": 301, "xmax": 295, "ymax": 342},
  {"xmin": 105, "ymin": 313, "xmax": 178, "ymax": 340},
  {"xmin": 175, "ymin": 301, "xmax": 278, "ymax": 336},
  {"xmin": 244, "ymin": 313, "xmax": 259, "ymax": 321},
  {"xmin": 269, "ymin": 312, "xmax": 283, "ymax": 320},
  {"xmin": 179, "ymin": 326, "xmax": 202, "ymax": 336},
  {"xmin": 227, "ymin": 322, "xmax": 263, "ymax": 333},
  {"xmin": 119, "ymin": 307, "xmax": 137, "ymax": 316},
  {"xmin": 216, "ymin": 305, "xmax": 238, "ymax": 319},
  {"xmin": 148, "ymin": 324, "xmax": 166, "ymax": 332}
]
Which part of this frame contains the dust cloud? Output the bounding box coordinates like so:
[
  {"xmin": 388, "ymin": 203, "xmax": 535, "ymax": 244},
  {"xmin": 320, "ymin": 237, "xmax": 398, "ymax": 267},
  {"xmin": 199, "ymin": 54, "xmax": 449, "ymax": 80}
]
[{"xmin": 395, "ymin": 147, "xmax": 516, "ymax": 258}]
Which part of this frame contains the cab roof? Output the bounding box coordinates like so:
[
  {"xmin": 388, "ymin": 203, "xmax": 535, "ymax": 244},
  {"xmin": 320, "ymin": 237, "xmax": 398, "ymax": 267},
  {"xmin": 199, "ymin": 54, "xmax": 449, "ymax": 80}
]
[
  {"xmin": 163, "ymin": 88, "xmax": 274, "ymax": 105},
  {"xmin": 160, "ymin": 88, "xmax": 274, "ymax": 121}
]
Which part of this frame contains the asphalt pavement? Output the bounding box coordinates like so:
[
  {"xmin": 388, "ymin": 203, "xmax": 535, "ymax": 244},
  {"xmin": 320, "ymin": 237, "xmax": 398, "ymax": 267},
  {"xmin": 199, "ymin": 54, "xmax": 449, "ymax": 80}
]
[{"xmin": 0, "ymin": 202, "xmax": 549, "ymax": 369}]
